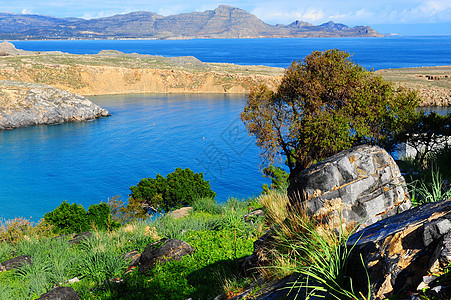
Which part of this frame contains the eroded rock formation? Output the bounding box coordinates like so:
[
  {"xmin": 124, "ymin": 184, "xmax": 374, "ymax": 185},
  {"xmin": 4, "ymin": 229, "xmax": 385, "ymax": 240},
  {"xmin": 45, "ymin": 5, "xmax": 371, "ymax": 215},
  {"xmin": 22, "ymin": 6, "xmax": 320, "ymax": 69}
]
[
  {"xmin": 347, "ymin": 199, "xmax": 451, "ymax": 299},
  {"xmin": 0, "ymin": 80, "xmax": 109, "ymax": 129},
  {"xmin": 288, "ymin": 145, "xmax": 412, "ymax": 230}
]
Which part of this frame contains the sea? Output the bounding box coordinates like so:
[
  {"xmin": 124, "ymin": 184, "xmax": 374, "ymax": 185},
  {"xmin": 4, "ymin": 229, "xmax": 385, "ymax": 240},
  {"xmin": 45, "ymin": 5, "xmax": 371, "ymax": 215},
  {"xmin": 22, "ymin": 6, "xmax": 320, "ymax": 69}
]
[{"xmin": 1, "ymin": 36, "xmax": 451, "ymax": 221}]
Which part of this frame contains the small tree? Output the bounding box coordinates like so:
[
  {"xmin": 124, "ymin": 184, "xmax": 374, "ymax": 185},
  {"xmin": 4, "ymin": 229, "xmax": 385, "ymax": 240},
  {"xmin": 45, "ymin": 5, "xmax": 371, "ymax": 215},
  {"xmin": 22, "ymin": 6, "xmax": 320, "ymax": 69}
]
[
  {"xmin": 241, "ymin": 49, "xmax": 420, "ymax": 177},
  {"xmin": 129, "ymin": 168, "xmax": 216, "ymax": 213},
  {"xmin": 398, "ymin": 111, "xmax": 451, "ymax": 167}
]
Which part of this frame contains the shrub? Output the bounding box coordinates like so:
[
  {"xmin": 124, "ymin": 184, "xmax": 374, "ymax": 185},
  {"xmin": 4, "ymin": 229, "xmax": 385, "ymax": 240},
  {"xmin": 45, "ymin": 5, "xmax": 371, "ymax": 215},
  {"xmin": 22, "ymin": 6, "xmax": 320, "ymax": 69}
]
[
  {"xmin": 44, "ymin": 201, "xmax": 118, "ymax": 234},
  {"xmin": 44, "ymin": 201, "xmax": 89, "ymax": 234},
  {"xmin": 129, "ymin": 168, "xmax": 216, "ymax": 213}
]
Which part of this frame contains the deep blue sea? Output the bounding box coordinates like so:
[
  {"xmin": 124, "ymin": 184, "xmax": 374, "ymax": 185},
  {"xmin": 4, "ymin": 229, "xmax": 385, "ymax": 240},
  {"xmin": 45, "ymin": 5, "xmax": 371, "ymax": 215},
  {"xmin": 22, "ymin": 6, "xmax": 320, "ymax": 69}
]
[{"xmin": 2, "ymin": 36, "xmax": 451, "ymax": 221}]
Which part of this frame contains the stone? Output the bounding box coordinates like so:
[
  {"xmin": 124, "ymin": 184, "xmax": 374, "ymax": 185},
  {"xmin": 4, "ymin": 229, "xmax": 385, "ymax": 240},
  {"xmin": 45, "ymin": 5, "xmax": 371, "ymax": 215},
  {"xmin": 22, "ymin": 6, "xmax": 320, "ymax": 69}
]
[
  {"xmin": 68, "ymin": 231, "xmax": 92, "ymax": 244},
  {"xmin": 124, "ymin": 250, "xmax": 141, "ymax": 267},
  {"xmin": 138, "ymin": 238, "xmax": 195, "ymax": 273},
  {"xmin": 0, "ymin": 255, "xmax": 31, "ymax": 271},
  {"xmin": 288, "ymin": 144, "xmax": 412, "ymax": 230},
  {"xmin": 244, "ymin": 209, "xmax": 265, "ymax": 222},
  {"xmin": 36, "ymin": 286, "xmax": 79, "ymax": 300},
  {"xmin": 346, "ymin": 199, "xmax": 451, "ymax": 299},
  {"xmin": 168, "ymin": 207, "xmax": 192, "ymax": 219}
]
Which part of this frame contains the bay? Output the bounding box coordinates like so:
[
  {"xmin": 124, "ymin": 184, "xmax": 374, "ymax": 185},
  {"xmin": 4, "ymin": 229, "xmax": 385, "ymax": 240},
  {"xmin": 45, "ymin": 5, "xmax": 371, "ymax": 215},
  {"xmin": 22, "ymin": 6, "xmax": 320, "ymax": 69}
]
[
  {"xmin": 0, "ymin": 94, "xmax": 267, "ymax": 221},
  {"xmin": 1, "ymin": 36, "xmax": 450, "ymax": 221}
]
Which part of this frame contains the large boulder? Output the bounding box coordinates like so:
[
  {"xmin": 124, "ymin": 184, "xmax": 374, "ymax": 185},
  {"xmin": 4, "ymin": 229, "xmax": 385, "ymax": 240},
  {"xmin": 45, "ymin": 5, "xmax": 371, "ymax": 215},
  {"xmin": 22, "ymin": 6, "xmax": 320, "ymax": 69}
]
[
  {"xmin": 347, "ymin": 199, "xmax": 451, "ymax": 299},
  {"xmin": 138, "ymin": 238, "xmax": 195, "ymax": 273},
  {"xmin": 36, "ymin": 286, "xmax": 79, "ymax": 300},
  {"xmin": 288, "ymin": 144, "xmax": 412, "ymax": 230}
]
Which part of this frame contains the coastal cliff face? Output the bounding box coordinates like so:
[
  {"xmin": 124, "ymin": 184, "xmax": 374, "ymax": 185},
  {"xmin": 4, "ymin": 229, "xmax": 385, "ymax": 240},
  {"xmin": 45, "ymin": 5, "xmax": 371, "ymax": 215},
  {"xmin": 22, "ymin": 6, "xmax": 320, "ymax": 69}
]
[
  {"xmin": 0, "ymin": 80, "xmax": 109, "ymax": 129},
  {"xmin": 0, "ymin": 45, "xmax": 283, "ymax": 96}
]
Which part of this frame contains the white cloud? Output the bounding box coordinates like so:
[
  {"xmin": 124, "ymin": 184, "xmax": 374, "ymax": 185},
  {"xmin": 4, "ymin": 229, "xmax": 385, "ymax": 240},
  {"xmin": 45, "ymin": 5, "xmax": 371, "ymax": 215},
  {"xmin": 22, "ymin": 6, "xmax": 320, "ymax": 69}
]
[{"xmin": 21, "ymin": 8, "xmax": 34, "ymax": 15}]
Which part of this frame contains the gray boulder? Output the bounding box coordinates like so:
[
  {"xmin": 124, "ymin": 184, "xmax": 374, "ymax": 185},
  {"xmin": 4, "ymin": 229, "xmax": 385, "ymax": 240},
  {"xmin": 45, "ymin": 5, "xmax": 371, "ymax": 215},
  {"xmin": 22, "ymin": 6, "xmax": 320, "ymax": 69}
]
[
  {"xmin": 138, "ymin": 238, "xmax": 195, "ymax": 273},
  {"xmin": 347, "ymin": 199, "xmax": 451, "ymax": 299},
  {"xmin": 0, "ymin": 80, "xmax": 109, "ymax": 130},
  {"xmin": 36, "ymin": 286, "xmax": 79, "ymax": 300},
  {"xmin": 288, "ymin": 144, "xmax": 412, "ymax": 230}
]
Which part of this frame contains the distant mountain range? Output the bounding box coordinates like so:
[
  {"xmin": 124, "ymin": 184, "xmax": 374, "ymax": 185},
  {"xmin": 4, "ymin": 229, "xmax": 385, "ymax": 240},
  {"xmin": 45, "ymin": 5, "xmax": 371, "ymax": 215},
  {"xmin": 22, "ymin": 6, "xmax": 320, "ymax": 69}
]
[{"xmin": 0, "ymin": 5, "xmax": 384, "ymax": 40}]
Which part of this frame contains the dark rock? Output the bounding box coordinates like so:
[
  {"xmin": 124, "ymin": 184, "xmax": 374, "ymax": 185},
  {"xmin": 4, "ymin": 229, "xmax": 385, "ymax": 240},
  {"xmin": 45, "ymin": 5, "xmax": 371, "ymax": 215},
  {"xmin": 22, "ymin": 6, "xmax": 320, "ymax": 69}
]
[
  {"xmin": 288, "ymin": 145, "xmax": 412, "ymax": 230},
  {"xmin": 242, "ymin": 228, "xmax": 276, "ymax": 275},
  {"xmin": 68, "ymin": 231, "xmax": 92, "ymax": 244},
  {"xmin": 244, "ymin": 209, "xmax": 265, "ymax": 222},
  {"xmin": 36, "ymin": 286, "xmax": 79, "ymax": 300},
  {"xmin": 347, "ymin": 199, "xmax": 451, "ymax": 299},
  {"xmin": 0, "ymin": 255, "xmax": 31, "ymax": 271},
  {"xmin": 138, "ymin": 238, "xmax": 195, "ymax": 273},
  {"xmin": 124, "ymin": 250, "xmax": 141, "ymax": 267}
]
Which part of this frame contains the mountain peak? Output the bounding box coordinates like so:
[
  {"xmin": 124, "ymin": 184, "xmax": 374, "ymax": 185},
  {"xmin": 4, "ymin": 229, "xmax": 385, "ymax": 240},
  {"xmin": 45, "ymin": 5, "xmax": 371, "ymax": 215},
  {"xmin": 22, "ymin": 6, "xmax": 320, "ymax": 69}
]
[{"xmin": 0, "ymin": 6, "xmax": 384, "ymax": 39}]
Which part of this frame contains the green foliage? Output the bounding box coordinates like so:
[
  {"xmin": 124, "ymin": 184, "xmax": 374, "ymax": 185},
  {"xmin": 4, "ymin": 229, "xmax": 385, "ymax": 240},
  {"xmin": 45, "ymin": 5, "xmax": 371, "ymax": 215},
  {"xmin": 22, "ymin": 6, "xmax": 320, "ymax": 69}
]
[
  {"xmin": 398, "ymin": 111, "xmax": 451, "ymax": 168},
  {"xmin": 130, "ymin": 168, "xmax": 216, "ymax": 213},
  {"xmin": 44, "ymin": 201, "xmax": 119, "ymax": 234},
  {"xmin": 262, "ymin": 165, "xmax": 289, "ymax": 193},
  {"xmin": 272, "ymin": 211, "xmax": 369, "ymax": 300},
  {"xmin": 192, "ymin": 197, "xmax": 223, "ymax": 214},
  {"xmin": 409, "ymin": 168, "xmax": 451, "ymax": 206},
  {"xmin": 241, "ymin": 49, "xmax": 420, "ymax": 176},
  {"xmin": 0, "ymin": 196, "xmax": 263, "ymax": 300},
  {"xmin": 44, "ymin": 201, "xmax": 89, "ymax": 234}
]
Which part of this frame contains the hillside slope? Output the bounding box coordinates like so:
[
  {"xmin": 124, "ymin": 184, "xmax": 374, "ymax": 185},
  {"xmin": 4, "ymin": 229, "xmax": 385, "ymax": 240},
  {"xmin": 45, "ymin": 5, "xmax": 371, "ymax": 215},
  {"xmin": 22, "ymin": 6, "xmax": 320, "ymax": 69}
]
[{"xmin": 0, "ymin": 5, "xmax": 383, "ymax": 40}]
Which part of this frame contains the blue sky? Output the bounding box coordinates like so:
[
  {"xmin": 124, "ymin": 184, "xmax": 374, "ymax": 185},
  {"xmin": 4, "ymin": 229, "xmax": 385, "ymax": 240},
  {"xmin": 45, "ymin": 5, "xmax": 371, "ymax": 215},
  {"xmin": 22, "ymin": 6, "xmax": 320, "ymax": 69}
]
[{"xmin": 1, "ymin": 0, "xmax": 450, "ymax": 35}]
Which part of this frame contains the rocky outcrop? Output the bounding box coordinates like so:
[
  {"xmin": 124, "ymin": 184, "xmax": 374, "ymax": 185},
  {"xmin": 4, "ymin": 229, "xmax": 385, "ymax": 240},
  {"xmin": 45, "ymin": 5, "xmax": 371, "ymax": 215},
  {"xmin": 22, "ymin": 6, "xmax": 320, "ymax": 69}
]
[
  {"xmin": 288, "ymin": 145, "xmax": 412, "ymax": 230},
  {"xmin": 347, "ymin": 199, "xmax": 451, "ymax": 299},
  {"xmin": 138, "ymin": 238, "xmax": 195, "ymax": 273},
  {"xmin": 0, "ymin": 80, "xmax": 109, "ymax": 129}
]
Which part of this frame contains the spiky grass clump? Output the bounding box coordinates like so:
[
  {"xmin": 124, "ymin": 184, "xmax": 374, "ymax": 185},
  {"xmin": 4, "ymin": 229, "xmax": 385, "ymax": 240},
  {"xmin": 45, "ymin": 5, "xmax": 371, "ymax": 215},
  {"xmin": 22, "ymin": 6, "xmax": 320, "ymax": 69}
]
[{"xmin": 258, "ymin": 191, "xmax": 369, "ymax": 300}]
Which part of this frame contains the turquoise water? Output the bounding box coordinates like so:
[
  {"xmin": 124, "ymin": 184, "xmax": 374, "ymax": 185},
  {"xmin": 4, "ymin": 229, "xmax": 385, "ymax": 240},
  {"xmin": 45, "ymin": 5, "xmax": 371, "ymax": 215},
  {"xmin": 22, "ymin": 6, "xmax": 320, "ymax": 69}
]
[
  {"xmin": 1, "ymin": 37, "xmax": 450, "ymax": 220},
  {"xmin": 0, "ymin": 94, "xmax": 266, "ymax": 221}
]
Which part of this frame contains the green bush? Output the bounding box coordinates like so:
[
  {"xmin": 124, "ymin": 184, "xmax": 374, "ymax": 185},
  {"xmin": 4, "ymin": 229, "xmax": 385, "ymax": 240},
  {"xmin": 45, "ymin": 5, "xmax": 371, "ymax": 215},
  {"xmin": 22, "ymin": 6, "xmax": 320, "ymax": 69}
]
[
  {"xmin": 130, "ymin": 168, "xmax": 216, "ymax": 213},
  {"xmin": 44, "ymin": 201, "xmax": 119, "ymax": 234}
]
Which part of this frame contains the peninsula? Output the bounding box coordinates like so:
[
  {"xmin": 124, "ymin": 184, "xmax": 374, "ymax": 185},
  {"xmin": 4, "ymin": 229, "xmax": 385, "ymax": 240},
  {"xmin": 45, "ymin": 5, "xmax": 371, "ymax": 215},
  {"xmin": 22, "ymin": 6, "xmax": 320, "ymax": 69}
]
[
  {"xmin": 0, "ymin": 5, "xmax": 383, "ymax": 40},
  {"xmin": 0, "ymin": 42, "xmax": 283, "ymax": 96}
]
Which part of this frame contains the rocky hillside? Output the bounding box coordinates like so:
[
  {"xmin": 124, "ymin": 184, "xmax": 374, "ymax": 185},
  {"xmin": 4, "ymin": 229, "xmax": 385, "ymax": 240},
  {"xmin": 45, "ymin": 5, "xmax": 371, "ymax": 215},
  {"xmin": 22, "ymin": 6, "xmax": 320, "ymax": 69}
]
[
  {"xmin": 0, "ymin": 42, "xmax": 283, "ymax": 96},
  {"xmin": 0, "ymin": 5, "xmax": 383, "ymax": 40},
  {"xmin": 0, "ymin": 80, "xmax": 109, "ymax": 129}
]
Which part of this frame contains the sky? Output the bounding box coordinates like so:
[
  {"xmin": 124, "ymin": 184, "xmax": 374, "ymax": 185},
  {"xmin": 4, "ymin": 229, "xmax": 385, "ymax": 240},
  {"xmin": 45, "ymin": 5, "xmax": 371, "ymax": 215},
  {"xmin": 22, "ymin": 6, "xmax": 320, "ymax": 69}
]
[{"xmin": 1, "ymin": 0, "xmax": 451, "ymax": 35}]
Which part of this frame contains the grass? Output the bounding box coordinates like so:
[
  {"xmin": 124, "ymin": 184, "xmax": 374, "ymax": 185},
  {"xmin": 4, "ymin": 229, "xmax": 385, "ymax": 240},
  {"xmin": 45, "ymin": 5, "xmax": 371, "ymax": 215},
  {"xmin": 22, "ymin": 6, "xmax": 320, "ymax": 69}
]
[
  {"xmin": 0, "ymin": 197, "xmax": 265, "ymax": 300},
  {"xmin": 256, "ymin": 190, "xmax": 370, "ymax": 300}
]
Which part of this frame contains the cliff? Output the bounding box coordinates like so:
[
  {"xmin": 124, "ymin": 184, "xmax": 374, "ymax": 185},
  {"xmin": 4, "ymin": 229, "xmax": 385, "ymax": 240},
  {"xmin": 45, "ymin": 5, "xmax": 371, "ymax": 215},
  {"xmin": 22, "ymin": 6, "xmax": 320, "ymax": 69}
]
[
  {"xmin": 0, "ymin": 43, "xmax": 283, "ymax": 96},
  {"xmin": 0, "ymin": 80, "xmax": 109, "ymax": 129},
  {"xmin": 0, "ymin": 5, "xmax": 383, "ymax": 40}
]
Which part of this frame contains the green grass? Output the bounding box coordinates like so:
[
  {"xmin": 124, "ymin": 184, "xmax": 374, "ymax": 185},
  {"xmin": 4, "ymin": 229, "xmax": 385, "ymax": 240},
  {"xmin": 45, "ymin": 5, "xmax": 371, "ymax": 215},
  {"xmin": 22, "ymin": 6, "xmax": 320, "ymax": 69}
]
[{"xmin": 0, "ymin": 197, "xmax": 264, "ymax": 300}]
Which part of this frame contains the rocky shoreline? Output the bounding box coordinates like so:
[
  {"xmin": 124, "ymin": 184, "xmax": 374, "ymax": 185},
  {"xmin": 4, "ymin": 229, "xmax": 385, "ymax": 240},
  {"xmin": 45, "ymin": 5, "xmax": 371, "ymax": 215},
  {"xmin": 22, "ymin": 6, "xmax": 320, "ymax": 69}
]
[{"xmin": 0, "ymin": 80, "xmax": 109, "ymax": 130}]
